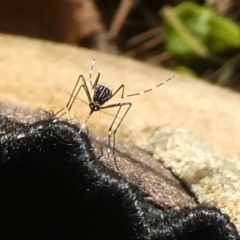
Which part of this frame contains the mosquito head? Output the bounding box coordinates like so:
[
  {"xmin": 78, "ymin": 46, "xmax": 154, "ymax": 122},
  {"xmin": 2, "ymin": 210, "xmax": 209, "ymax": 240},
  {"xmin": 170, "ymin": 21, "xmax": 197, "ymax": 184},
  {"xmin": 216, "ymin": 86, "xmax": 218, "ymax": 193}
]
[
  {"xmin": 93, "ymin": 84, "xmax": 113, "ymax": 106},
  {"xmin": 89, "ymin": 102, "xmax": 101, "ymax": 112}
]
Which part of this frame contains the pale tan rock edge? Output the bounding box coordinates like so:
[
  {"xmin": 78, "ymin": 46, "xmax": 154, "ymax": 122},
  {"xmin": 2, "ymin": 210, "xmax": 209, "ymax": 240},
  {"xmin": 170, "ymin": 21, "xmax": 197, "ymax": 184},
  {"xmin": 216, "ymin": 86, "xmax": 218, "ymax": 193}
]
[{"xmin": 0, "ymin": 33, "xmax": 240, "ymax": 230}]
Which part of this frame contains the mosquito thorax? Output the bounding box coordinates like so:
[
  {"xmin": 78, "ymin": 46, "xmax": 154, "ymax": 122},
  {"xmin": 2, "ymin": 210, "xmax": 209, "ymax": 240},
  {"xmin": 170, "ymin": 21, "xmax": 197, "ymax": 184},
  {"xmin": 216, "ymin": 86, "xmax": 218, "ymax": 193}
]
[{"xmin": 93, "ymin": 84, "xmax": 113, "ymax": 105}]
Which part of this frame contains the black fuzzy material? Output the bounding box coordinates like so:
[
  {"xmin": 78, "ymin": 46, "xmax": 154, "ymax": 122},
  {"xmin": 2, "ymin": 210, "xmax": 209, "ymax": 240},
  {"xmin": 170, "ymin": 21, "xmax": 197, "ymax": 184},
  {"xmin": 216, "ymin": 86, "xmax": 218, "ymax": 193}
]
[{"xmin": 0, "ymin": 116, "xmax": 239, "ymax": 240}]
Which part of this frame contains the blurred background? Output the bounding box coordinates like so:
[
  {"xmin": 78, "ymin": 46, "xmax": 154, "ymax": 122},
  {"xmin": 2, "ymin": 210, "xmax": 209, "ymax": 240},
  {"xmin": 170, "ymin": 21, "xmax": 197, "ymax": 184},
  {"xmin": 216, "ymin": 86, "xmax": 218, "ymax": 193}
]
[{"xmin": 0, "ymin": 0, "xmax": 239, "ymax": 90}]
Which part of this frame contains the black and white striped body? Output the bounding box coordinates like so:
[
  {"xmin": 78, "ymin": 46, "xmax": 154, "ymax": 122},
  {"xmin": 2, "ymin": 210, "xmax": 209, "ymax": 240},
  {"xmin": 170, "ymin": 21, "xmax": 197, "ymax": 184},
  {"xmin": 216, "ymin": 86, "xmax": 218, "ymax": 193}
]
[{"xmin": 90, "ymin": 84, "xmax": 113, "ymax": 112}]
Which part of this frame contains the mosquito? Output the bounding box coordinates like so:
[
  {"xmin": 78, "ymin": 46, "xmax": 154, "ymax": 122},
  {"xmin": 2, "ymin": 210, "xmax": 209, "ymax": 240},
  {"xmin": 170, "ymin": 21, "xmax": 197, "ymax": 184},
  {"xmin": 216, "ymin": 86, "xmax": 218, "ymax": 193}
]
[{"xmin": 58, "ymin": 57, "xmax": 173, "ymax": 169}]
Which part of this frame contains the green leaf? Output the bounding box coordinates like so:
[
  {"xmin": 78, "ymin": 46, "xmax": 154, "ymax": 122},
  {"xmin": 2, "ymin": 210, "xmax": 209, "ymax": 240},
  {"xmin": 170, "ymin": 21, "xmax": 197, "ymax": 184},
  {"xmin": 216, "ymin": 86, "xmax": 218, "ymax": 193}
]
[
  {"xmin": 161, "ymin": 2, "xmax": 240, "ymax": 58},
  {"xmin": 175, "ymin": 65, "xmax": 197, "ymax": 77}
]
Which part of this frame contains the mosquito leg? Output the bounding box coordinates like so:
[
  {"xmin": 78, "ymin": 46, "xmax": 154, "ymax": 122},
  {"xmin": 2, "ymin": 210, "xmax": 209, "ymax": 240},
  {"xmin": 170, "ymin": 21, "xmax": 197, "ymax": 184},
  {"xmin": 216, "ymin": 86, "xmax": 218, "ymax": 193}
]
[
  {"xmin": 111, "ymin": 84, "xmax": 126, "ymax": 99},
  {"xmin": 89, "ymin": 56, "xmax": 102, "ymax": 91},
  {"xmin": 89, "ymin": 56, "xmax": 96, "ymax": 87},
  {"xmin": 53, "ymin": 75, "xmax": 82, "ymax": 118},
  {"xmin": 107, "ymin": 105, "xmax": 122, "ymax": 157},
  {"xmin": 123, "ymin": 76, "xmax": 174, "ymax": 98},
  {"xmin": 112, "ymin": 103, "xmax": 132, "ymax": 156},
  {"xmin": 101, "ymin": 102, "xmax": 132, "ymax": 169},
  {"xmin": 111, "ymin": 76, "xmax": 174, "ymax": 100},
  {"xmin": 92, "ymin": 72, "xmax": 101, "ymax": 90},
  {"xmin": 78, "ymin": 75, "xmax": 92, "ymax": 103},
  {"xmin": 64, "ymin": 78, "xmax": 83, "ymax": 114}
]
